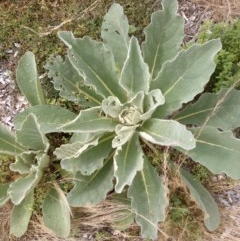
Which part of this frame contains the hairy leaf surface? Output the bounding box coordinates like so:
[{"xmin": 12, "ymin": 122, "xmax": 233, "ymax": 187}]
[
  {"xmin": 114, "ymin": 133, "xmax": 144, "ymax": 193},
  {"xmin": 183, "ymin": 127, "xmax": 240, "ymax": 178},
  {"xmin": 175, "ymin": 88, "xmax": 240, "ymax": 130},
  {"xmin": 16, "ymin": 51, "xmax": 45, "ymax": 105},
  {"xmin": 140, "ymin": 119, "xmax": 195, "ymax": 150},
  {"xmin": 67, "ymin": 157, "xmax": 113, "ymax": 206},
  {"xmin": 43, "ymin": 187, "xmax": 70, "ymax": 238},
  {"xmin": 101, "ymin": 3, "xmax": 129, "ymax": 70},
  {"xmin": 128, "ymin": 156, "xmax": 167, "ymax": 239},
  {"xmin": 0, "ymin": 123, "xmax": 26, "ymax": 155},
  {"xmin": 10, "ymin": 190, "xmax": 34, "ymax": 237},
  {"xmin": 60, "ymin": 107, "xmax": 117, "ymax": 133},
  {"xmin": 180, "ymin": 168, "xmax": 220, "ymax": 231},
  {"xmin": 58, "ymin": 32, "xmax": 126, "ymax": 102},
  {"xmin": 45, "ymin": 55, "xmax": 102, "ymax": 106},
  {"xmin": 14, "ymin": 105, "xmax": 76, "ymax": 134},
  {"xmin": 142, "ymin": 0, "xmax": 184, "ymax": 79},
  {"xmin": 59, "ymin": 134, "xmax": 114, "ymax": 175},
  {"xmin": 16, "ymin": 114, "xmax": 49, "ymax": 151},
  {"xmin": 120, "ymin": 37, "xmax": 150, "ymax": 98},
  {"xmin": 151, "ymin": 40, "xmax": 222, "ymax": 118}
]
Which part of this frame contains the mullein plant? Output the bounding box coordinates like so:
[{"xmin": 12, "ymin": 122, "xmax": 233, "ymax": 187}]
[{"xmin": 2, "ymin": 0, "xmax": 240, "ymax": 239}]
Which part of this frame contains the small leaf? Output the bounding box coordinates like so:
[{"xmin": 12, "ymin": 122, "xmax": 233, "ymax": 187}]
[
  {"xmin": 43, "ymin": 187, "xmax": 71, "ymax": 238},
  {"xmin": 180, "ymin": 168, "xmax": 220, "ymax": 231},
  {"xmin": 16, "ymin": 51, "xmax": 45, "ymax": 105},
  {"xmin": 114, "ymin": 133, "xmax": 144, "ymax": 193},
  {"xmin": 141, "ymin": 89, "xmax": 165, "ymax": 120},
  {"xmin": 175, "ymin": 88, "xmax": 240, "ymax": 130},
  {"xmin": 128, "ymin": 155, "xmax": 168, "ymax": 239},
  {"xmin": 0, "ymin": 183, "xmax": 10, "ymax": 205},
  {"xmin": 45, "ymin": 55, "xmax": 102, "ymax": 107},
  {"xmin": 182, "ymin": 127, "xmax": 240, "ymax": 179},
  {"xmin": 102, "ymin": 96, "xmax": 123, "ymax": 118},
  {"xmin": 67, "ymin": 157, "xmax": 113, "ymax": 206},
  {"xmin": 9, "ymin": 153, "xmax": 49, "ymax": 205},
  {"xmin": 59, "ymin": 133, "xmax": 114, "ymax": 175},
  {"xmin": 58, "ymin": 32, "xmax": 126, "ymax": 102},
  {"xmin": 120, "ymin": 36, "xmax": 150, "ymax": 99},
  {"xmin": 140, "ymin": 119, "xmax": 195, "ymax": 150},
  {"xmin": 60, "ymin": 107, "xmax": 117, "ymax": 133},
  {"xmin": 16, "ymin": 113, "xmax": 49, "ymax": 151},
  {"xmin": 14, "ymin": 105, "xmax": 77, "ymax": 134},
  {"xmin": 142, "ymin": 0, "xmax": 184, "ymax": 79},
  {"xmin": 10, "ymin": 152, "xmax": 34, "ymax": 174},
  {"xmin": 151, "ymin": 39, "xmax": 222, "ymax": 118},
  {"xmin": 10, "ymin": 190, "xmax": 34, "ymax": 237},
  {"xmin": 101, "ymin": 3, "xmax": 129, "ymax": 70},
  {"xmin": 0, "ymin": 123, "xmax": 26, "ymax": 155},
  {"xmin": 112, "ymin": 124, "xmax": 137, "ymax": 148}
]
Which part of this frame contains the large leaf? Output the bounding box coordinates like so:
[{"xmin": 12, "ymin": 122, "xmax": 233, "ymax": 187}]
[
  {"xmin": 140, "ymin": 119, "xmax": 195, "ymax": 150},
  {"xmin": 101, "ymin": 3, "xmax": 129, "ymax": 70},
  {"xmin": 14, "ymin": 105, "xmax": 76, "ymax": 134},
  {"xmin": 16, "ymin": 113, "xmax": 49, "ymax": 151},
  {"xmin": 175, "ymin": 88, "xmax": 240, "ymax": 130},
  {"xmin": 16, "ymin": 51, "xmax": 45, "ymax": 105},
  {"xmin": 183, "ymin": 127, "xmax": 240, "ymax": 179},
  {"xmin": 151, "ymin": 39, "xmax": 222, "ymax": 118},
  {"xmin": 43, "ymin": 187, "xmax": 71, "ymax": 238},
  {"xmin": 60, "ymin": 107, "xmax": 117, "ymax": 133},
  {"xmin": 119, "ymin": 36, "xmax": 150, "ymax": 99},
  {"xmin": 128, "ymin": 156, "xmax": 168, "ymax": 239},
  {"xmin": 180, "ymin": 168, "xmax": 220, "ymax": 231},
  {"xmin": 45, "ymin": 55, "xmax": 102, "ymax": 107},
  {"xmin": 67, "ymin": 157, "xmax": 113, "ymax": 206},
  {"xmin": 58, "ymin": 32, "xmax": 126, "ymax": 102},
  {"xmin": 0, "ymin": 123, "xmax": 26, "ymax": 155},
  {"xmin": 0, "ymin": 183, "xmax": 10, "ymax": 205},
  {"xmin": 59, "ymin": 134, "xmax": 114, "ymax": 175},
  {"xmin": 10, "ymin": 190, "xmax": 34, "ymax": 237},
  {"xmin": 142, "ymin": 0, "xmax": 184, "ymax": 80},
  {"xmin": 114, "ymin": 133, "xmax": 144, "ymax": 193}
]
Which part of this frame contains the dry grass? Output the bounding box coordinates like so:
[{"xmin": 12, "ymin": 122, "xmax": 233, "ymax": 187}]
[{"xmin": 193, "ymin": 0, "xmax": 240, "ymax": 21}]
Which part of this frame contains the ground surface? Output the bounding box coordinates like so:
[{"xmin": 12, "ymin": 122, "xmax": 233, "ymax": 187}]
[{"xmin": 1, "ymin": 0, "xmax": 240, "ymax": 240}]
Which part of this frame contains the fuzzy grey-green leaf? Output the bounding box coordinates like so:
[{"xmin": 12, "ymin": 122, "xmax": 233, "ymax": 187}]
[
  {"xmin": 10, "ymin": 190, "xmax": 34, "ymax": 237},
  {"xmin": 151, "ymin": 39, "xmax": 222, "ymax": 118},
  {"xmin": 140, "ymin": 119, "xmax": 195, "ymax": 150},
  {"xmin": 16, "ymin": 113, "xmax": 49, "ymax": 151},
  {"xmin": 175, "ymin": 88, "xmax": 240, "ymax": 130},
  {"xmin": 14, "ymin": 105, "xmax": 77, "ymax": 134},
  {"xmin": 16, "ymin": 51, "xmax": 45, "ymax": 106},
  {"xmin": 60, "ymin": 107, "xmax": 117, "ymax": 133},
  {"xmin": 67, "ymin": 157, "xmax": 113, "ymax": 206},
  {"xmin": 101, "ymin": 3, "xmax": 129, "ymax": 70},
  {"xmin": 114, "ymin": 133, "xmax": 144, "ymax": 193},
  {"xmin": 142, "ymin": 0, "xmax": 184, "ymax": 79},
  {"xmin": 128, "ymin": 156, "xmax": 168, "ymax": 239},
  {"xmin": 43, "ymin": 187, "xmax": 71, "ymax": 238},
  {"xmin": 120, "ymin": 36, "xmax": 150, "ymax": 98},
  {"xmin": 58, "ymin": 32, "xmax": 126, "ymax": 102},
  {"xmin": 182, "ymin": 127, "xmax": 240, "ymax": 179},
  {"xmin": 0, "ymin": 122, "xmax": 26, "ymax": 155},
  {"xmin": 180, "ymin": 168, "xmax": 220, "ymax": 231},
  {"xmin": 45, "ymin": 55, "xmax": 102, "ymax": 107}
]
